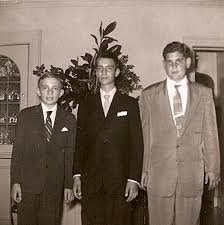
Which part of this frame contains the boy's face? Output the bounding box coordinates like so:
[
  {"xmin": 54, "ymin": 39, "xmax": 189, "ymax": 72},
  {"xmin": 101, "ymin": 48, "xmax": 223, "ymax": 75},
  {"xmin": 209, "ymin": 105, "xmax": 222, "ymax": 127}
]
[
  {"xmin": 163, "ymin": 51, "xmax": 191, "ymax": 82},
  {"xmin": 37, "ymin": 77, "xmax": 64, "ymax": 108},
  {"xmin": 96, "ymin": 57, "xmax": 120, "ymax": 89}
]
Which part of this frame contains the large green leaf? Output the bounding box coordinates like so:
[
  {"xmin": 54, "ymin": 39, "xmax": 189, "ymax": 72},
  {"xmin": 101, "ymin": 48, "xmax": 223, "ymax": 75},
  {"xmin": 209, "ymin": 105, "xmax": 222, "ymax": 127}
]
[
  {"xmin": 108, "ymin": 45, "xmax": 122, "ymax": 56},
  {"xmin": 103, "ymin": 21, "xmax": 117, "ymax": 36},
  {"xmin": 104, "ymin": 36, "xmax": 118, "ymax": 42},
  {"xmin": 81, "ymin": 53, "xmax": 93, "ymax": 64},
  {"xmin": 71, "ymin": 59, "xmax": 78, "ymax": 67},
  {"xmin": 100, "ymin": 39, "xmax": 113, "ymax": 49},
  {"xmin": 99, "ymin": 21, "xmax": 103, "ymax": 38},
  {"xmin": 90, "ymin": 34, "xmax": 99, "ymax": 46}
]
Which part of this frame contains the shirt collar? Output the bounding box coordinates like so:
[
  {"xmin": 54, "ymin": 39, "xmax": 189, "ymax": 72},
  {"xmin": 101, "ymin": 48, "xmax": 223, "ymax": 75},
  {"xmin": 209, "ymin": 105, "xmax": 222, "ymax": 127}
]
[
  {"xmin": 166, "ymin": 76, "xmax": 188, "ymax": 89},
  {"xmin": 41, "ymin": 103, "xmax": 57, "ymax": 116},
  {"xmin": 100, "ymin": 87, "xmax": 117, "ymax": 99}
]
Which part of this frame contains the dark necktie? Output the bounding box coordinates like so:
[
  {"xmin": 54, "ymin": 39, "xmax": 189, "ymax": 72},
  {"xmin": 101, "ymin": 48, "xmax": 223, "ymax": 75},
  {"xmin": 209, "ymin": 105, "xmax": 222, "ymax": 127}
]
[
  {"xmin": 173, "ymin": 85, "xmax": 184, "ymax": 136},
  {"xmin": 45, "ymin": 111, "xmax": 53, "ymax": 142},
  {"xmin": 103, "ymin": 95, "xmax": 110, "ymax": 116}
]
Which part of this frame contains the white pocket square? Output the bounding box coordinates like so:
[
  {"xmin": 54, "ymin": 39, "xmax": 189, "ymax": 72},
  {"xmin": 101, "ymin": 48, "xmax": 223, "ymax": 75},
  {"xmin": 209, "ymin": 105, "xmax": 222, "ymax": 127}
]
[
  {"xmin": 117, "ymin": 111, "xmax": 127, "ymax": 117},
  {"xmin": 61, "ymin": 127, "xmax": 68, "ymax": 132}
]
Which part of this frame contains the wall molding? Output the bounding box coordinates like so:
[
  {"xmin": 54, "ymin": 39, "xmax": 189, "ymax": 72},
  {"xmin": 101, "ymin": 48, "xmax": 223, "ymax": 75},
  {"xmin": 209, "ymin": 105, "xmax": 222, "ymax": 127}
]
[
  {"xmin": 0, "ymin": 30, "xmax": 42, "ymax": 107},
  {"xmin": 1, "ymin": 0, "xmax": 224, "ymax": 8},
  {"xmin": 183, "ymin": 36, "xmax": 224, "ymax": 50},
  {"xmin": 0, "ymin": 145, "xmax": 12, "ymax": 158}
]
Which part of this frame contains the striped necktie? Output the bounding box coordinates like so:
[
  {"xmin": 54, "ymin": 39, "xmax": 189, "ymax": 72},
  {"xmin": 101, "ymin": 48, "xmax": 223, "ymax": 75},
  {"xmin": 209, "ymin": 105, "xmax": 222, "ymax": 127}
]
[
  {"xmin": 103, "ymin": 95, "xmax": 110, "ymax": 116},
  {"xmin": 173, "ymin": 85, "xmax": 184, "ymax": 136},
  {"xmin": 45, "ymin": 111, "xmax": 53, "ymax": 142}
]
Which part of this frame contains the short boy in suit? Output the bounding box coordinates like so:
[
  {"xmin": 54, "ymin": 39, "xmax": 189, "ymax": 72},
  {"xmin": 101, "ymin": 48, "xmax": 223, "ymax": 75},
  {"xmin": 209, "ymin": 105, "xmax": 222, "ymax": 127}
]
[
  {"xmin": 11, "ymin": 71, "xmax": 76, "ymax": 225},
  {"xmin": 73, "ymin": 52, "xmax": 144, "ymax": 225}
]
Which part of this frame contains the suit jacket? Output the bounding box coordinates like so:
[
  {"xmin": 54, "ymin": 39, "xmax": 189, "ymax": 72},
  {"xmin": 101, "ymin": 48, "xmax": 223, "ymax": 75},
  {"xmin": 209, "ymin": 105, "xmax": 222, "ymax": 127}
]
[
  {"xmin": 74, "ymin": 91, "xmax": 143, "ymax": 195},
  {"xmin": 10, "ymin": 104, "xmax": 76, "ymax": 194},
  {"xmin": 139, "ymin": 80, "xmax": 220, "ymax": 197}
]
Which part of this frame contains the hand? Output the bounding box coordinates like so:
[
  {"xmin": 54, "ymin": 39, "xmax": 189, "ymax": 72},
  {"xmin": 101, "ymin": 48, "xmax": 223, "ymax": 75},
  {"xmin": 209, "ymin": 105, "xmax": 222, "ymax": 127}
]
[
  {"xmin": 140, "ymin": 172, "xmax": 148, "ymax": 190},
  {"xmin": 205, "ymin": 172, "xmax": 220, "ymax": 190},
  {"xmin": 73, "ymin": 176, "xmax": 82, "ymax": 200},
  {"xmin": 11, "ymin": 183, "xmax": 22, "ymax": 203},
  {"xmin": 125, "ymin": 181, "xmax": 138, "ymax": 202},
  {"xmin": 64, "ymin": 189, "xmax": 74, "ymax": 204}
]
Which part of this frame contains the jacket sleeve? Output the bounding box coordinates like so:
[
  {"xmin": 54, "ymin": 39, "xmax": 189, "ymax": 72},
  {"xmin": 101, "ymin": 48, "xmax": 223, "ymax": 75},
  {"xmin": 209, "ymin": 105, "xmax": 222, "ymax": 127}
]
[
  {"xmin": 128, "ymin": 98, "xmax": 144, "ymax": 183},
  {"xmin": 73, "ymin": 98, "xmax": 88, "ymax": 176},
  {"xmin": 64, "ymin": 113, "xmax": 77, "ymax": 189},
  {"xmin": 139, "ymin": 91, "xmax": 151, "ymax": 173},
  {"xmin": 203, "ymin": 88, "xmax": 220, "ymax": 174},
  {"xmin": 10, "ymin": 109, "xmax": 26, "ymax": 185}
]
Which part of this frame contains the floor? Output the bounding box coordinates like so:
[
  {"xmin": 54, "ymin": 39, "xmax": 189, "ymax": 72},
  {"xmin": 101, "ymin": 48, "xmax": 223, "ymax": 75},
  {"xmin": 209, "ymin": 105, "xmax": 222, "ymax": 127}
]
[
  {"xmin": 200, "ymin": 207, "xmax": 224, "ymax": 225},
  {"xmin": 131, "ymin": 189, "xmax": 224, "ymax": 225},
  {"xmin": 200, "ymin": 185, "xmax": 224, "ymax": 225}
]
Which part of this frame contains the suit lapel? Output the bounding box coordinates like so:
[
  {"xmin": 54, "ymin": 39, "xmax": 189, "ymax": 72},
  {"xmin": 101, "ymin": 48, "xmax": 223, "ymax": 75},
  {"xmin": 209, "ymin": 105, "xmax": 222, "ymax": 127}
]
[
  {"xmin": 33, "ymin": 104, "xmax": 47, "ymax": 143},
  {"xmin": 51, "ymin": 106, "xmax": 64, "ymax": 142},
  {"xmin": 106, "ymin": 91, "xmax": 121, "ymax": 119},
  {"xmin": 95, "ymin": 92, "xmax": 105, "ymax": 120},
  {"xmin": 97, "ymin": 90, "xmax": 122, "ymax": 119},
  {"xmin": 158, "ymin": 81, "xmax": 176, "ymax": 130},
  {"xmin": 179, "ymin": 82, "xmax": 201, "ymax": 138}
]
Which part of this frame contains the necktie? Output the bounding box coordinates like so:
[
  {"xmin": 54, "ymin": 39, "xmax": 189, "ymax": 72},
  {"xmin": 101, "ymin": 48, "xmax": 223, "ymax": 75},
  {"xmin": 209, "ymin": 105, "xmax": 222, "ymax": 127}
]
[
  {"xmin": 173, "ymin": 85, "xmax": 184, "ymax": 136},
  {"xmin": 103, "ymin": 95, "xmax": 110, "ymax": 116},
  {"xmin": 45, "ymin": 111, "xmax": 53, "ymax": 142}
]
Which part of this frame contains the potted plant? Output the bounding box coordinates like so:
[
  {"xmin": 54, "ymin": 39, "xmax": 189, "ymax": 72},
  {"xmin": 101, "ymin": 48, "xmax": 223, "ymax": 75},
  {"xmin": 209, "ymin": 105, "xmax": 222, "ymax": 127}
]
[{"xmin": 33, "ymin": 21, "xmax": 142, "ymax": 111}]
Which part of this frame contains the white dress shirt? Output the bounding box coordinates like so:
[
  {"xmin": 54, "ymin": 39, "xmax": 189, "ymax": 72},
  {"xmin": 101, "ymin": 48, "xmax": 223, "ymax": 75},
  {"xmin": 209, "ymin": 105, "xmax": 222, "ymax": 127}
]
[
  {"xmin": 41, "ymin": 103, "xmax": 57, "ymax": 127},
  {"xmin": 100, "ymin": 87, "xmax": 117, "ymax": 108},
  {"xmin": 166, "ymin": 76, "xmax": 188, "ymax": 125}
]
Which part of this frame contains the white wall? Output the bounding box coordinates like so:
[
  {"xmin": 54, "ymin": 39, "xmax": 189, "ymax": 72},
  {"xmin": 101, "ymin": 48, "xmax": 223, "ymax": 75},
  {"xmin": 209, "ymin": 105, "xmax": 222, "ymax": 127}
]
[{"xmin": 1, "ymin": 1, "xmax": 224, "ymax": 92}]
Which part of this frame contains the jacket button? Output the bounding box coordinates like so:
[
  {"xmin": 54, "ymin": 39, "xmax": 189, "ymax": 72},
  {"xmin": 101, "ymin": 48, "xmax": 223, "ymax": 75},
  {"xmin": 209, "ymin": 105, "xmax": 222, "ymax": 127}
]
[
  {"xmin": 45, "ymin": 165, "xmax": 48, "ymax": 168},
  {"xmin": 176, "ymin": 144, "xmax": 180, "ymax": 148}
]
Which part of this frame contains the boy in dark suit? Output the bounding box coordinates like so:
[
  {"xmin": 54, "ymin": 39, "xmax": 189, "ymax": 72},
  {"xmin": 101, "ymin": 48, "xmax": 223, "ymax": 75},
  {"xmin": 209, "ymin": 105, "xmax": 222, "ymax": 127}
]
[
  {"xmin": 73, "ymin": 53, "xmax": 144, "ymax": 225},
  {"xmin": 11, "ymin": 72, "xmax": 76, "ymax": 225}
]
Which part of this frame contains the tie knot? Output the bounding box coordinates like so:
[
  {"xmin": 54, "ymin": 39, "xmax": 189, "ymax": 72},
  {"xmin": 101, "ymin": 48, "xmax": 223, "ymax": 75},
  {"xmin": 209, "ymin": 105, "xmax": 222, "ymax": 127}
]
[
  {"xmin": 104, "ymin": 95, "xmax": 110, "ymax": 101},
  {"xmin": 46, "ymin": 111, "xmax": 52, "ymax": 117},
  {"xmin": 174, "ymin": 84, "xmax": 181, "ymax": 90}
]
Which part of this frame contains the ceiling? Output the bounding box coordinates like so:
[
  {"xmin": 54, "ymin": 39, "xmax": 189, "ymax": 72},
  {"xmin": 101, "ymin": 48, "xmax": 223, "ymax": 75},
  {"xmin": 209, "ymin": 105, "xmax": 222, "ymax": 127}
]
[{"xmin": 0, "ymin": 0, "xmax": 224, "ymax": 7}]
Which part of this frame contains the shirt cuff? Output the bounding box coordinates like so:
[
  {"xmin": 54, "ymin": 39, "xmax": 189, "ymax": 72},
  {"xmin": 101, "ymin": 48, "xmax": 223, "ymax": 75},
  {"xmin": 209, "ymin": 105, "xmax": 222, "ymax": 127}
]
[{"xmin": 127, "ymin": 179, "xmax": 140, "ymax": 186}]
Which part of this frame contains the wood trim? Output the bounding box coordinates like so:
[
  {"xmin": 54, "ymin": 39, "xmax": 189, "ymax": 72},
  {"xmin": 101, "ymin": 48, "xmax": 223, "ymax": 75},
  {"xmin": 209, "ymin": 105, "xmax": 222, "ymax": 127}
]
[
  {"xmin": 0, "ymin": 30, "xmax": 42, "ymax": 107},
  {"xmin": 0, "ymin": 219, "xmax": 11, "ymax": 225},
  {"xmin": 0, "ymin": 145, "xmax": 12, "ymax": 159},
  {"xmin": 183, "ymin": 36, "xmax": 224, "ymax": 50},
  {"xmin": 183, "ymin": 36, "xmax": 224, "ymax": 83}
]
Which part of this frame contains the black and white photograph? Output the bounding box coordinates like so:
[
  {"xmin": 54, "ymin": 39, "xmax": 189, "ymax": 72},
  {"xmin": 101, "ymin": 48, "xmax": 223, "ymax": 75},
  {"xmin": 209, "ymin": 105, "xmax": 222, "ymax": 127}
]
[{"xmin": 0, "ymin": 1, "xmax": 223, "ymax": 225}]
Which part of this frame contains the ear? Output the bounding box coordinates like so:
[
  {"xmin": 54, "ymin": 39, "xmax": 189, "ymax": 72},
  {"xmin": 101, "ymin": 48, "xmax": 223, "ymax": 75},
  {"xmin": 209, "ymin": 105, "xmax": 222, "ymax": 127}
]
[
  {"xmin": 115, "ymin": 68, "xmax": 120, "ymax": 77},
  {"xmin": 36, "ymin": 88, "xmax": 41, "ymax": 97},
  {"xmin": 163, "ymin": 60, "xmax": 166, "ymax": 70},
  {"xmin": 186, "ymin": 57, "xmax": 191, "ymax": 69},
  {"xmin": 59, "ymin": 88, "xmax": 64, "ymax": 98}
]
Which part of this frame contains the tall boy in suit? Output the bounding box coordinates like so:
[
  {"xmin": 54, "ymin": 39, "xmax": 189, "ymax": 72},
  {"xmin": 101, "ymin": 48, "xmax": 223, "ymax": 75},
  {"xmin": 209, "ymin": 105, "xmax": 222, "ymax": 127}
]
[
  {"xmin": 73, "ymin": 53, "xmax": 143, "ymax": 225},
  {"xmin": 11, "ymin": 72, "xmax": 76, "ymax": 225},
  {"xmin": 140, "ymin": 41, "xmax": 220, "ymax": 225}
]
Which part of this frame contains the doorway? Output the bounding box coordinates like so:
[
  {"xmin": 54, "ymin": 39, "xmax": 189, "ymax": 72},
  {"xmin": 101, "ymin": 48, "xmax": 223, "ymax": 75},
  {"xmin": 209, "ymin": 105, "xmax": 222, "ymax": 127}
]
[{"xmin": 184, "ymin": 37, "xmax": 224, "ymax": 223}]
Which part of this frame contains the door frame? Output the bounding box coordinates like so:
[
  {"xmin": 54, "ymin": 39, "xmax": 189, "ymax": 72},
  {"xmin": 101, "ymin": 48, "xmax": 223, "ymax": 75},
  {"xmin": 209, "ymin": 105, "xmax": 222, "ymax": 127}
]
[
  {"xmin": 0, "ymin": 30, "xmax": 42, "ymax": 107},
  {"xmin": 183, "ymin": 36, "xmax": 224, "ymax": 209},
  {"xmin": 0, "ymin": 30, "xmax": 42, "ymax": 158}
]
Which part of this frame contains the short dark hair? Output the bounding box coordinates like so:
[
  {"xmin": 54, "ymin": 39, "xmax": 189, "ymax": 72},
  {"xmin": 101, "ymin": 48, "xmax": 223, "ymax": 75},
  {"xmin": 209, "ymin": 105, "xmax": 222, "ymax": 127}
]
[
  {"xmin": 38, "ymin": 71, "xmax": 64, "ymax": 88},
  {"xmin": 163, "ymin": 41, "xmax": 192, "ymax": 60},
  {"xmin": 95, "ymin": 52, "xmax": 120, "ymax": 68}
]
